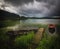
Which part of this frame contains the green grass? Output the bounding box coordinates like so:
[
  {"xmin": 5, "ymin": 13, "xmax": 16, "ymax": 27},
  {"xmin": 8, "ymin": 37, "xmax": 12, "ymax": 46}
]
[
  {"xmin": 36, "ymin": 24, "xmax": 60, "ymax": 49},
  {"xmin": 14, "ymin": 24, "xmax": 60, "ymax": 49},
  {"xmin": 15, "ymin": 31, "xmax": 34, "ymax": 49},
  {"xmin": 0, "ymin": 20, "xmax": 60, "ymax": 49},
  {"xmin": 36, "ymin": 33, "xmax": 55, "ymax": 49},
  {"xmin": 0, "ymin": 20, "xmax": 20, "ymax": 28},
  {"xmin": 20, "ymin": 23, "xmax": 47, "ymax": 28}
]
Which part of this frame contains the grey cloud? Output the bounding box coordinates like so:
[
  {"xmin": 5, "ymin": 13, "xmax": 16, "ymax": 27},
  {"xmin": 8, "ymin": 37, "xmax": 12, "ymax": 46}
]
[
  {"xmin": 4, "ymin": 0, "xmax": 59, "ymax": 6},
  {"xmin": 19, "ymin": 10, "xmax": 43, "ymax": 17},
  {"xmin": 4, "ymin": 0, "xmax": 33, "ymax": 6},
  {"xmin": 1, "ymin": 0, "xmax": 60, "ymax": 17}
]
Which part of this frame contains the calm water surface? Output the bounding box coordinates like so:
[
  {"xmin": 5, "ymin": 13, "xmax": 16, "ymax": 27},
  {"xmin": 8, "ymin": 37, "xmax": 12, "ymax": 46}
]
[
  {"xmin": 20, "ymin": 19, "xmax": 60, "ymax": 24},
  {"xmin": 6, "ymin": 19, "xmax": 60, "ymax": 30}
]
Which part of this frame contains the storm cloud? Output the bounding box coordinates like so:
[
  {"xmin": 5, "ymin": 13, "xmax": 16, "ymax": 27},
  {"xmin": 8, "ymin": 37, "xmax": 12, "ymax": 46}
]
[
  {"xmin": 4, "ymin": 0, "xmax": 33, "ymax": 6},
  {"xmin": 0, "ymin": 0, "xmax": 60, "ymax": 17}
]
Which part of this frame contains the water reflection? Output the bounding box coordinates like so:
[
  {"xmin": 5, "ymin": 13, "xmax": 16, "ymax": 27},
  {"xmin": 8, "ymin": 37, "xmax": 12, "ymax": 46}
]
[{"xmin": 20, "ymin": 19, "xmax": 60, "ymax": 24}]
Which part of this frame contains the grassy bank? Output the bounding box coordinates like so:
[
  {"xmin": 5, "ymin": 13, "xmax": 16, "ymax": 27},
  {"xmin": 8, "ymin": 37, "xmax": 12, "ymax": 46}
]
[
  {"xmin": 0, "ymin": 20, "xmax": 20, "ymax": 28},
  {"xmin": 0, "ymin": 19, "xmax": 60, "ymax": 49}
]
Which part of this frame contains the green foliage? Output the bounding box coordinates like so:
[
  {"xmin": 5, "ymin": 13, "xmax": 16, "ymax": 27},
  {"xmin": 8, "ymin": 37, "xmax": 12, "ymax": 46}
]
[
  {"xmin": 0, "ymin": 21, "xmax": 60, "ymax": 49},
  {"xmin": 36, "ymin": 32, "xmax": 60, "ymax": 49},
  {"xmin": 15, "ymin": 31, "xmax": 34, "ymax": 49},
  {"xmin": 0, "ymin": 20, "xmax": 20, "ymax": 28},
  {"xmin": 0, "ymin": 28, "xmax": 9, "ymax": 49}
]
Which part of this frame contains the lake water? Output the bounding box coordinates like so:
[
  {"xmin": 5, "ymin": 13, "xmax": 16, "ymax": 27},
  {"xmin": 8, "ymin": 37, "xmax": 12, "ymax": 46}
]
[
  {"xmin": 20, "ymin": 19, "xmax": 60, "ymax": 24},
  {"xmin": 6, "ymin": 19, "xmax": 60, "ymax": 30}
]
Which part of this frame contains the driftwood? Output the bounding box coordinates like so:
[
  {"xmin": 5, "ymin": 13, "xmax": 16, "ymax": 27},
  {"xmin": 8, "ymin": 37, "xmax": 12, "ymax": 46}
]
[{"xmin": 7, "ymin": 28, "xmax": 38, "ymax": 36}]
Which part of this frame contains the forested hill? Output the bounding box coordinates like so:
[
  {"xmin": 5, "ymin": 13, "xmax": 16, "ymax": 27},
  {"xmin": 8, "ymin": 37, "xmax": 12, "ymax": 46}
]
[{"xmin": 0, "ymin": 9, "xmax": 20, "ymax": 20}]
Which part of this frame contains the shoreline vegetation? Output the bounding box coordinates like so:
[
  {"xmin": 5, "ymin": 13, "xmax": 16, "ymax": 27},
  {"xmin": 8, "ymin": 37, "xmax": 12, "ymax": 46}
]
[
  {"xmin": 0, "ymin": 21, "xmax": 60, "ymax": 49},
  {"xmin": 20, "ymin": 16, "xmax": 60, "ymax": 19},
  {"xmin": 0, "ymin": 20, "xmax": 60, "ymax": 49}
]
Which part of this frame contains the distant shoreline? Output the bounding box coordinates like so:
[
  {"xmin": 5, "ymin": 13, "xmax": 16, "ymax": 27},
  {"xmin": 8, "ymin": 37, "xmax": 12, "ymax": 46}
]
[{"xmin": 28, "ymin": 18, "xmax": 60, "ymax": 19}]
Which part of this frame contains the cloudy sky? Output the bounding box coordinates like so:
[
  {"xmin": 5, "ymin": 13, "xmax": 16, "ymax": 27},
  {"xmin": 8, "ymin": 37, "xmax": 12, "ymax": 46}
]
[{"xmin": 0, "ymin": 0, "xmax": 60, "ymax": 17}]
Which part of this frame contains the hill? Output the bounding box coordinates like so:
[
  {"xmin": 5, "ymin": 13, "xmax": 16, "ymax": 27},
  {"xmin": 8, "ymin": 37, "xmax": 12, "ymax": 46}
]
[{"xmin": 0, "ymin": 9, "xmax": 20, "ymax": 20}]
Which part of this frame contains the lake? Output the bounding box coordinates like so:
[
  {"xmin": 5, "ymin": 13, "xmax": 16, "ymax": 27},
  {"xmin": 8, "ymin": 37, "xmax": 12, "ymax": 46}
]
[
  {"xmin": 5, "ymin": 19, "xmax": 60, "ymax": 30},
  {"xmin": 20, "ymin": 19, "xmax": 60, "ymax": 24}
]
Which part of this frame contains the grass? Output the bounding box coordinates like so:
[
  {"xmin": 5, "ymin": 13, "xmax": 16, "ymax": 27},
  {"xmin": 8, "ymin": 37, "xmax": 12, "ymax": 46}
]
[
  {"xmin": 36, "ymin": 24, "xmax": 60, "ymax": 49},
  {"xmin": 36, "ymin": 33, "xmax": 55, "ymax": 49},
  {"xmin": 0, "ymin": 19, "xmax": 60, "ymax": 49},
  {"xmin": 13, "ymin": 24, "xmax": 60, "ymax": 49},
  {"xmin": 0, "ymin": 20, "xmax": 20, "ymax": 28},
  {"xmin": 14, "ymin": 31, "xmax": 34, "ymax": 49},
  {"xmin": 20, "ymin": 23, "xmax": 47, "ymax": 28}
]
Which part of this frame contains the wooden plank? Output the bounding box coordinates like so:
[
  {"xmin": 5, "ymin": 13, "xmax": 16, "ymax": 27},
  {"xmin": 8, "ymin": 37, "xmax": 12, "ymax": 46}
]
[
  {"xmin": 33, "ymin": 28, "xmax": 45, "ymax": 44},
  {"xmin": 28, "ymin": 28, "xmax": 45, "ymax": 49}
]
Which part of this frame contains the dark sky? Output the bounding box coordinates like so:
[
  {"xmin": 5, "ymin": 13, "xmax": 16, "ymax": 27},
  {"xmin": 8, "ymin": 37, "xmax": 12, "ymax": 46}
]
[{"xmin": 0, "ymin": 0, "xmax": 60, "ymax": 17}]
